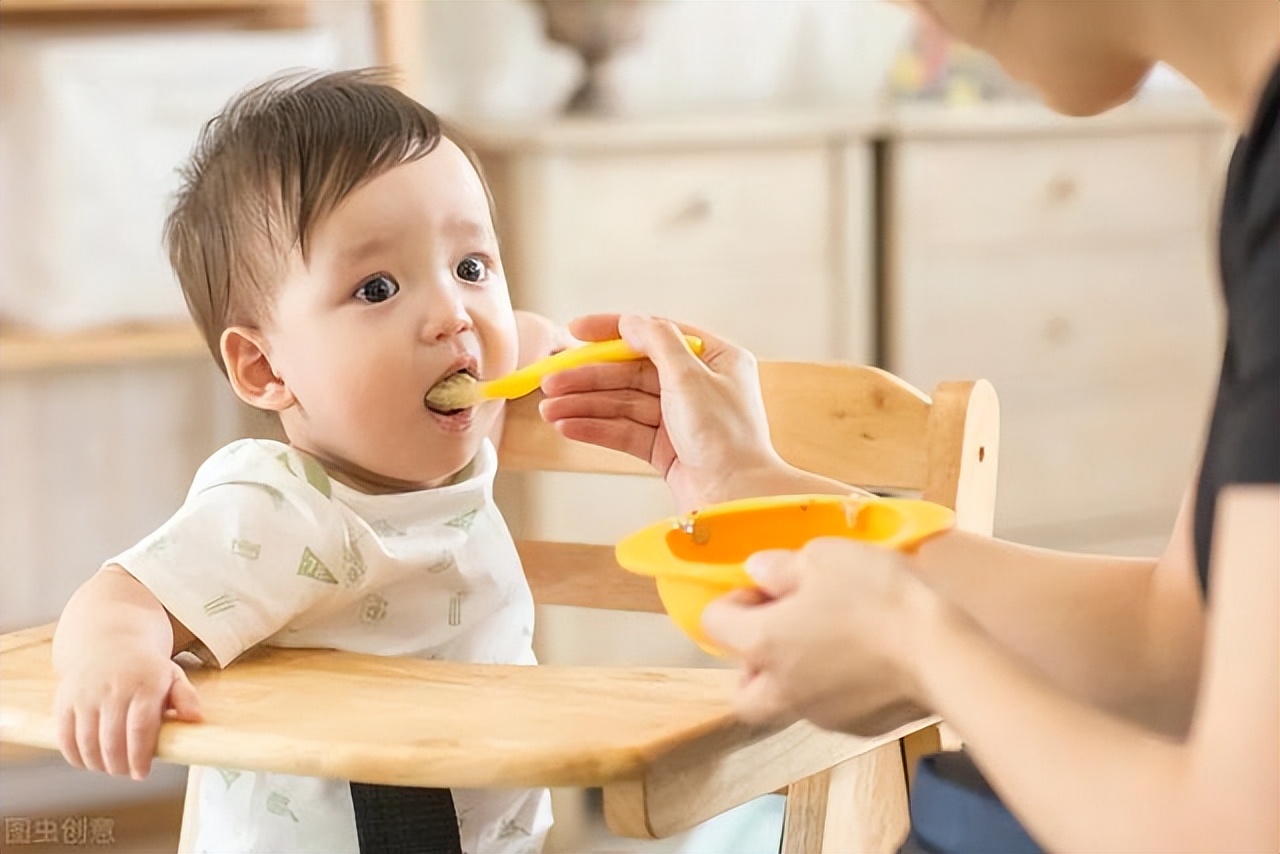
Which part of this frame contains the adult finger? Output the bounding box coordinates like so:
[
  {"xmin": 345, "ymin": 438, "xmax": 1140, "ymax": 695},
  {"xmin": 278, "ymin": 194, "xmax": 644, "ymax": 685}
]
[
  {"xmin": 716, "ymin": 587, "xmax": 772, "ymax": 608},
  {"xmin": 700, "ymin": 597, "xmax": 770, "ymax": 659},
  {"xmin": 733, "ymin": 668, "xmax": 792, "ymax": 726},
  {"xmin": 616, "ymin": 315, "xmax": 710, "ymax": 382},
  {"xmin": 567, "ymin": 314, "xmax": 624, "ymax": 343},
  {"xmin": 541, "ymin": 359, "xmax": 660, "ymax": 397},
  {"xmin": 539, "ymin": 387, "xmax": 663, "ymax": 428},
  {"xmin": 551, "ymin": 417, "xmax": 659, "ymax": 464},
  {"xmin": 743, "ymin": 550, "xmax": 803, "ymax": 599}
]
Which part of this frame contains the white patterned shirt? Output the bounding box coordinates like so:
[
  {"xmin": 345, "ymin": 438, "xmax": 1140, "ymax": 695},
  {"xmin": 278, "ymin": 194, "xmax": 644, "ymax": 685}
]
[{"xmin": 110, "ymin": 438, "xmax": 551, "ymax": 854}]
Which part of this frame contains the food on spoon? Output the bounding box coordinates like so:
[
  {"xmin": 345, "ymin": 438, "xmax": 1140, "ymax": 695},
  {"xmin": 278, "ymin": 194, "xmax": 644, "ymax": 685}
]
[
  {"xmin": 424, "ymin": 336, "xmax": 706, "ymax": 413},
  {"xmin": 424, "ymin": 373, "xmax": 479, "ymax": 412}
]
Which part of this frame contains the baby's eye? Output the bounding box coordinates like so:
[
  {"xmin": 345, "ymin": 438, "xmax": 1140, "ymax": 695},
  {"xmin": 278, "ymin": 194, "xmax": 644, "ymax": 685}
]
[
  {"xmin": 354, "ymin": 274, "xmax": 399, "ymax": 304},
  {"xmin": 455, "ymin": 255, "xmax": 488, "ymax": 284}
]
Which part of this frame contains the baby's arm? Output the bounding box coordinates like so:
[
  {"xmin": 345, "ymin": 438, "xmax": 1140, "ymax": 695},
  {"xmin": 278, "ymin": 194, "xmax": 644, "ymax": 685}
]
[{"xmin": 52, "ymin": 564, "xmax": 203, "ymax": 780}]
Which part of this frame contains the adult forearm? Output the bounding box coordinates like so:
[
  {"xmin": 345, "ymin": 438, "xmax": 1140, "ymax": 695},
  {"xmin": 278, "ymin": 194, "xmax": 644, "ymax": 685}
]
[
  {"xmin": 910, "ymin": 531, "xmax": 1201, "ymax": 733},
  {"xmin": 914, "ymin": 608, "xmax": 1210, "ymax": 853},
  {"xmin": 717, "ymin": 460, "xmax": 872, "ymax": 505},
  {"xmin": 53, "ymin": 566, "xmax": 175, "ymax": 673}
]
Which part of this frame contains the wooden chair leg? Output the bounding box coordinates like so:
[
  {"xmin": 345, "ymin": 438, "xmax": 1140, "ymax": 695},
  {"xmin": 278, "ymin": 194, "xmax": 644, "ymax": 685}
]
[
  {"xmin": 781, "ymin": 739, "xmax": 910, "ymax": 853},
  {"xmin": 900, "ymin": 724, "xmax": 943, "ymax": 792}
]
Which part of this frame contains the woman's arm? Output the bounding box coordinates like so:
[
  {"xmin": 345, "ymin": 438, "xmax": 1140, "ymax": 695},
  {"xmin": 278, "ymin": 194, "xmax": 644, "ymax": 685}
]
[
  {"xmin": 913, "ymin": 486, "xmax": 1205, "ymax": 735},
  {"xmin": 917, "ymin": 485, "xmax": 1277, "ymax": 852},
  {"xmin": 704, "ymin": 486, "xmax": 1273, "ymax": 850},
  {"xmin": 701, "ymin": 493, "xmax": 1205, "ymax": 736}
]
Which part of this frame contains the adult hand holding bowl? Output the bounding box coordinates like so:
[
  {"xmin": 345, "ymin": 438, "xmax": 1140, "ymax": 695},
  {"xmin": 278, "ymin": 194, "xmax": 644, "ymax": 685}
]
[{"xmin": 615, "ymin": 494, "xmax": 955, "ymax": 655}]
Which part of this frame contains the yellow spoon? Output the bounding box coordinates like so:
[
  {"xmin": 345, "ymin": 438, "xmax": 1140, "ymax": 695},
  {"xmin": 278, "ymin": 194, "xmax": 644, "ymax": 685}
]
[{"xmin": 424, "ymin": 335, "xmax": 705, "ymax": 411}]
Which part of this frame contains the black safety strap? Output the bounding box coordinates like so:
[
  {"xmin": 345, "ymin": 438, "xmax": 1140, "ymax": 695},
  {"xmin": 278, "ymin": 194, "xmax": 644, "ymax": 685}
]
[{"xmin": 349, "ymin": 782, "xmax": 462, "ymax": 854}]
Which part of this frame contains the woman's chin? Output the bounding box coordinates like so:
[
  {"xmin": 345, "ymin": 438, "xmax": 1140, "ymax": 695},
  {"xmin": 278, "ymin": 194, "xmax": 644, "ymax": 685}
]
[{"xmin": 1037, "ymin": 66, "xmax": 1151, "ymax": 118}]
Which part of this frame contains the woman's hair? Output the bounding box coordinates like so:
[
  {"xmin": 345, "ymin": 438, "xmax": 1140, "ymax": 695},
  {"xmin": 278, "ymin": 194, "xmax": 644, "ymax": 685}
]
[{"xmin": 164, "ymin": 68, "xmax": 489, "ymax": 373}]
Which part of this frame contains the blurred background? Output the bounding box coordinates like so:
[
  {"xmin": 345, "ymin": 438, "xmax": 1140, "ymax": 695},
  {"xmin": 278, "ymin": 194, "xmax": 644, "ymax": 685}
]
[{"xmin": 0, "ymin": 0, "xmax": 1228, "ymax": 851}]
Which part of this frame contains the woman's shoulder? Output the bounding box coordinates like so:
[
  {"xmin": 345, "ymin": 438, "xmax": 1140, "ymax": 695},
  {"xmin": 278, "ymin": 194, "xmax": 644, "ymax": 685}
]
[
  {"xmin": 1227, "ymin": 61, "xmax": 1280, "ymax": 242},
  {"xmin": 1220, "ymin": 62, "xmax": 1279, "ymax": 372}
]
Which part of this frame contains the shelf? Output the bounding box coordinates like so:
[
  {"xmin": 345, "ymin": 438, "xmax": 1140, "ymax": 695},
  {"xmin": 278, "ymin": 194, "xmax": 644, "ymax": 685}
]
[
  {"xmin": 0, "ymin": 0, "xmax": 308, "ymax": 27},
  {"xmin": 0, "ymin": 322, "xmax": 209, "ymax": 373}
]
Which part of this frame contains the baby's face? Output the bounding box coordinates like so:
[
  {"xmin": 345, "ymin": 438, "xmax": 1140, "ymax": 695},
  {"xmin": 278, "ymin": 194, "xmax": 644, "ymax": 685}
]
[{"xmin": 263, "ymin": 139, "xmax": 518, "ymax": 492}]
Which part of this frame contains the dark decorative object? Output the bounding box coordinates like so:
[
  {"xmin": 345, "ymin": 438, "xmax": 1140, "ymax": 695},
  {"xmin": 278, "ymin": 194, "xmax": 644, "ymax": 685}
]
[{"xmin": 533, "ymin": 0, "xmax": 652, "ymax": 114}]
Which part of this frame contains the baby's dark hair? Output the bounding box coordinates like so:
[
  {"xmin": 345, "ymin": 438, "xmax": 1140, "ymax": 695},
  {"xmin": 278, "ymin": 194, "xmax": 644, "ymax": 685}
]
[{"xmin": 165, "ymin": 68, "xmax": 488, "ymax": 373}]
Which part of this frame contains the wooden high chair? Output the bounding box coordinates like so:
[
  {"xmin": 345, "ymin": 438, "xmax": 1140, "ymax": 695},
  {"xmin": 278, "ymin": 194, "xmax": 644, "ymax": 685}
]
[{"xmin": 0, "ymin": 362, "xmax": 998, "ymax": 853}]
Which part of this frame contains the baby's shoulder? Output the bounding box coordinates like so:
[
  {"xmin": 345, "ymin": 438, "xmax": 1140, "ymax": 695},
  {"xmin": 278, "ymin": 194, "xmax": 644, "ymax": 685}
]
[{"xmin": 189, "ymin": 439, "xmax": 335, "ymax": 503}]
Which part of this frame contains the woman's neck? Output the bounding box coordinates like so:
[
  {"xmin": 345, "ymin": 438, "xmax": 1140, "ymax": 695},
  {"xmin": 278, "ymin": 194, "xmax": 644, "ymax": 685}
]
[{"xmin": 1142, "ymin": 0, "xmax": 1277, "ymax": 131}]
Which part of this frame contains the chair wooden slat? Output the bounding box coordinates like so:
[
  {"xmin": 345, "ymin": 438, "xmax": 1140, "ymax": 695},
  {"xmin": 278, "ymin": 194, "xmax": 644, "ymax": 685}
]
[
  {"xmin": 517, "ymin": 540, "xmax": 664, "ymax": 613},
  {"xmin": 761, "ymin": 362, "xmax": 932, "ymax": 491},
  {"xmin": 499, "ymin": 362, "xmax": 938, "ymax": 491}
]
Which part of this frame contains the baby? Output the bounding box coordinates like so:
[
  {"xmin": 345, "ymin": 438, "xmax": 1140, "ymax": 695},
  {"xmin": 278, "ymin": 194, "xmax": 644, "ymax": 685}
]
[{"xmin": 50, "ymin": 69, "xmax": 562, "ymax": 854}]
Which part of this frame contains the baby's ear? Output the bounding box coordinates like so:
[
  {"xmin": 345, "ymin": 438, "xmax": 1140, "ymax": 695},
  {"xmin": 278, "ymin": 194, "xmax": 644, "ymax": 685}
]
[{"xmin": 221, "ymin": 327, "xmax": 295, "ymax": 412}]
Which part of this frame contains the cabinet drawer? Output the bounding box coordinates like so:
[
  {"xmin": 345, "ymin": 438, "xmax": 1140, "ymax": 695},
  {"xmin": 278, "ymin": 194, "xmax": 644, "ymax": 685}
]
[
  {"xmin": 890, "ymin": 242, "xmax": 1221, "ymax": 393},
  {"xmin": 994, "ymin": 381, "xmax": 1214, "ymax": 531},
  {"xmin": 510, "ymin": 146, "xmax": 838, "ymax": 359},
  {"xmin": 892, "ymin": 244, "xmax": 1221, "ymax": 531},
  {"xmin": 895, "ymin": 133, "xmax": 1206, "ymax": 251}
]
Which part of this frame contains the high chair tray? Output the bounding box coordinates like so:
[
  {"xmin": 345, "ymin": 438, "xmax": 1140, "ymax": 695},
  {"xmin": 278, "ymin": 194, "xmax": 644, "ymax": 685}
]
[{"xmin": 0, "ymin": 622, "xmax": 933, "ymax": 838}]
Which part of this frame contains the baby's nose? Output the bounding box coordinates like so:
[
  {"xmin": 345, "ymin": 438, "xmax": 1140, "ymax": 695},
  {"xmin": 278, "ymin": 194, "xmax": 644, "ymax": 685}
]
[{"xmin": 420, "ymin": 308, "xmax": 472, "ymax": 343}]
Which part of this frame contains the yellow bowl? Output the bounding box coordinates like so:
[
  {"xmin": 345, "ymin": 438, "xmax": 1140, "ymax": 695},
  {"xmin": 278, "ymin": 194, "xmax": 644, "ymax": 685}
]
[{"xmin": 615, "ymin": 494, "xmax": 955, "ymax": 655}]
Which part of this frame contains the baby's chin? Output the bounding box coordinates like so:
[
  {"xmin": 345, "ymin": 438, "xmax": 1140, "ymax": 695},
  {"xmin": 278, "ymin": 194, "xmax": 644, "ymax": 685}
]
[{"xmin": 323, "ymin": 447, "xmax": 479, "ymax": 494}]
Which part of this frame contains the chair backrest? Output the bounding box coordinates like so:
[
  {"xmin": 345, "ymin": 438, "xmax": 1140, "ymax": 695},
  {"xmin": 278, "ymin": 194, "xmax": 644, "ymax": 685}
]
[{"xmin": 498, "ymin": 362, "xmax": 999, "ymax": 612}]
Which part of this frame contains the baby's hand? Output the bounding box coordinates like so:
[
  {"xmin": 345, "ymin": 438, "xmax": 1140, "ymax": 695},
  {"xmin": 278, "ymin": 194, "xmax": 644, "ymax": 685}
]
[{"xmin": 54, "ymin": 654, "xmax": 202, "ymax": 780}]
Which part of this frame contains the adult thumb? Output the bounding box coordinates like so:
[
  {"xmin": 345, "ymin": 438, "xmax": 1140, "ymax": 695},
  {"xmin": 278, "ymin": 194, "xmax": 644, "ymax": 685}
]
[
  {"xmin": 617, "ymin": 315, "xmax": 704, "ymax": 380},
  {"xmin": 744, "ymin": 550, "xmax": 802, "ymax": 599}
]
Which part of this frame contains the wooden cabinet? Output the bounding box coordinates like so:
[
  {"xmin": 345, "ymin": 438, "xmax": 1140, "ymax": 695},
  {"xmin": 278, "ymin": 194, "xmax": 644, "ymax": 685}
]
[
  {"xmin": 884, "ymin": 103, "xmax": 1230, "ymax": 553},
  {"xmin": 465, "ymin": 114, "xmax": 882, "ymax": 365},
  {"xmin": 460, "ymin": 113, "xmax": 881, "ymax": 547}
]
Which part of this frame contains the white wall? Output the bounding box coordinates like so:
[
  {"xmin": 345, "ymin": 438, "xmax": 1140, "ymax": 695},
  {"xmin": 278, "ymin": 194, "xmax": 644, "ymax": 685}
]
[{"xmin": 417, "ymin": 0, "xmax": 914, "ymax": 119}]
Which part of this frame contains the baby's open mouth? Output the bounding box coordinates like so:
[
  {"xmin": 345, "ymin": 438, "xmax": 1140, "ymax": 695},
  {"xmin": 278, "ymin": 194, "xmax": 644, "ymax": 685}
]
[{"xmin": 424, "ymin": 371, "xmax": 479, "ymax": 414}]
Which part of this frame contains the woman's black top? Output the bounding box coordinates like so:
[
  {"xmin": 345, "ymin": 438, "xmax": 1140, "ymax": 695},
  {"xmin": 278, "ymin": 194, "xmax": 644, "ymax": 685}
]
[
  {"xmin": 1194, "ymin": 59, "xmax": 1280, "ymax": 594},
  {"xmin": 900, "ymin": 59, "xmax": 1280, "ymax": 854}
]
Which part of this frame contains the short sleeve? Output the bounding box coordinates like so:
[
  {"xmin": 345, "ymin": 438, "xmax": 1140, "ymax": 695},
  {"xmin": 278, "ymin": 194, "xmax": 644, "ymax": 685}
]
[
  {"xmin": 110, "ymin": 471, "xmax": 352, "ymax": 668},
  {"xmin": 1195, "ymin": 62, "xmax": 1280, "ymax": 586}
]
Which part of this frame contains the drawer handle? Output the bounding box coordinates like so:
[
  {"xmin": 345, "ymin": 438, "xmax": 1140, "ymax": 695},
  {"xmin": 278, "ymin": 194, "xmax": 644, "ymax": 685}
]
[
  {"xmin": 1046, "ymin": 174, "xmax": 1078, "ymax": 204},
  {"xmin": 668, "ymin": 195, "xmax": 712, "ymax": 227},
  {"xmin": 1043, "ymin": 315, "xmax": 1073, "ymax": 345}
]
